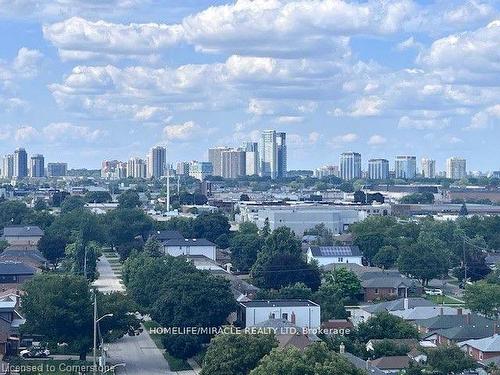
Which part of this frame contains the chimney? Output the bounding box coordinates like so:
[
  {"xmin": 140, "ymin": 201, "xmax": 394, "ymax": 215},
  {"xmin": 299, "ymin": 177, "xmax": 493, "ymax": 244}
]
[
  {"xmin": 457, "ymin": 308, "xmax": 462, "ymax": 316},
  {"xmin": 366, "ymin": 359, "xmax": 371, "ymax": 370},
  {"xmin": 466, "ymin": 313, "xmax": 471, "ymax": 325},
  {"xmin": 339, "ymin": 342, "xmax": 345, "ymax": 354},
  {"xmin": 440, "ymin": 307, "xmax": 444, "ymax": 316},
  {"xmin": 403, "ymin": 298, "xmax": 409, "ymax": 310},
  {"xmin": 291, "ymin": 311, "xmax": 296, "ymax": 324}
]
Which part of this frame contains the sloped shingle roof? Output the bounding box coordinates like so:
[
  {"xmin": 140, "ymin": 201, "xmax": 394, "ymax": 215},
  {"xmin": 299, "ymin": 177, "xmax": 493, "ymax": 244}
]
[{"xmin": 309, "ymin": 245, "xmax": 362, "ymax": 257}]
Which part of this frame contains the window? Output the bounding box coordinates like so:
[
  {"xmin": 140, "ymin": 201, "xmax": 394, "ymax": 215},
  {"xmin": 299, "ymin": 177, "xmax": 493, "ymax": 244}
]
[
  {"xmin": 282, "ymin": 313, "xmax": 288, "ymax": 320},
  {"xmin": 338, "ymin": 257, "xmax": 343, "ymax": 262},
  {"xmin": 375, "ymin": 288, "xmax": 379, "ymax": 294},
  {"xmin": 270, "ymin": 313, "xmax": 276, "ymax": 319}
]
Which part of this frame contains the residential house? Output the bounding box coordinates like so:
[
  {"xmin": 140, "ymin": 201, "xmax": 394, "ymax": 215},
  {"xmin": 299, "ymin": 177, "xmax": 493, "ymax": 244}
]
[
  {"xmin": 162, "ymin": 238, "xmax": 217, "ymax": 260},
  {"xmin": 418, "ymin": 313, "xmax": 499, "ymax": 346},
  {"xmin": 255, "ymin": 318, "xmax": 320, "ymax": 351},
  {"xmin": 350, "ymin": 297, "xmax": 436, "ymax": 325},
  {"xmin": 1, "ymin": 226, "xmax": 44, "ymax": 246},
  {"xmin": 0, "ymin": 295, "xmax": 24, "ymax": 355},
  {"xmin": 416, "ymin": 313, "xmax": 495, "ymax": 335},
  {"xmin": 360, "ymin": 271, "xmax": 423, "ymax": 302},
  {"xmin": 370, "ymin": 356, "xmax": 413, "ymax": 374},
  {"xmin": 306, "ymin": 245, "xmax": 363, "ymax": 266},
  {"xmin": 0, "ymin": 261, "xmax": 38, "ymax": 290},
  {"xmin": 238, "ymin": 300, "xmax": 321, "ymax": 331},
  {"xmin": 339, "ymin": 345, "xmax": 386, "ymax": 375},
  {"xmin": 459, "ymin": 335, "xmax": 500, "ymax": 363},
  {"xmin": 392, "ymin": 306, "xmax": 470, "ymax": 322},
  {"xmin": 0, "ymin": 245, "xmax": 48, "ymax": 269},
  {"xmin": 366, "ymin": 339, "xmax": 420, "ymax": 353}
]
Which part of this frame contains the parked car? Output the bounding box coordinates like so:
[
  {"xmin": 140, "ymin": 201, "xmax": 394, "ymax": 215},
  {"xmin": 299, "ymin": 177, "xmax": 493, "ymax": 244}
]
[
  {"xmin": 425, "ymin": 288, "xmax": 443, "ymax": 296},
  {"xmin": 20, "ymin": 347, "xmax": 50, "ymax": 358}
]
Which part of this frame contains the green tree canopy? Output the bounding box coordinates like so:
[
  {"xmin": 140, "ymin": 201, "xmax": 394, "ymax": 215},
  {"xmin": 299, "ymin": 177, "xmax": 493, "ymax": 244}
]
[
  {"xmin": 464, "ymin": 281, "xmax": 500, "ymax": 318},
  {"xmin": 249, "ymin": 343, "xmax": 365, "ymax": 375},
  {"xmin": 322, "ymin": 268, "xmax": 362, "ymax": 301},
  {"xmin": 117, "ymin": 190, "xmax": 141, "ymax": 209},
  {"xmin": 193, "ymin": 212, "xmax": 231, "ymax": 242},
  {"xmin": 60, "ymin": 195, "xmax": 86, "ymax": 213},
  {"xmin": 427, "ymin": 345, "xmax": 476, "ymax": 375},
  {"xmin": 230, "ymin": 231, "xmax": 264, "ymax": 272},
  {"xmin": 201, "ymin": 333, "xmax": 277, "ymax": 375},
  {"xmin": 21, "ymin": 274, "xmax": 93, "ymax": 360},
  {"xmin": 357, "ymin": 312, "xmax": 419, "ymax": 342}
]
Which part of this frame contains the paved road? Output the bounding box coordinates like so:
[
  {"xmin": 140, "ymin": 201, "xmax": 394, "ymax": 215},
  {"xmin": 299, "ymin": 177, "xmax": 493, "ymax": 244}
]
[
  {"xmin": 106, "ymin": 327, "xmax": 171, "ymax": 375},
  {"xmin": 92, "ymin": 255, "xmax": 126, "ymax": 293}
]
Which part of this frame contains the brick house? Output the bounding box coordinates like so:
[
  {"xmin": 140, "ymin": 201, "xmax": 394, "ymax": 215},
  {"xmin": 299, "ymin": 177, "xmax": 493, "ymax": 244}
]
[{"xmin": 459, "ymin": 335, "xmax": 500, "ymax": 362}]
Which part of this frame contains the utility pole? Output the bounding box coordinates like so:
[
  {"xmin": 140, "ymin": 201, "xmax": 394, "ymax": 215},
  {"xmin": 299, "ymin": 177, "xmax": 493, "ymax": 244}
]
[
  {"xmin": 93, "ymin": 293, "xmax": 97, "ymax": 375},
  {"xmin": 463, "ymin": 236, "xmax": 467, "ymax": 283}
]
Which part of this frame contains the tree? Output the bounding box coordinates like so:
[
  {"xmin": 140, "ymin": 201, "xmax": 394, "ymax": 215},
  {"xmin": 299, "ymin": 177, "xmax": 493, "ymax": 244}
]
[
  {"xmin": 143, "ymin": 236, "xmax": 162, "ymax": 257},
  {"xmin": 64, "ymin": 237, "xmax": 100, "ymax": 281},
  {"xmin": 251, "ymin": 227, "xmax": 320, "ymax": 290},
  {"xmin": 0, "ymin": 200, "xmax": 31, "ymax": 227},
  {"xmin": 97, "ymin": 292, "xmax": 140, "ymax": 341},
  {"xmin": 21, "ymin": 274, "xmax": 92, "ymax": 360},
  {"xmin": 249, "ymin": 343, "xmax": 365, "ymax": 375},
  {"xmin": 60, "ymin": 196, "xmax": 86, "ymax": 213},
  {"xmin": 371, "ymin": 339, "xmax": 410, "ymax": 359},
  {"xmin": 303, "ymin": 224, "xmax": 334, "ymax": 245},
  {"xmin": 122, "ymin": 253, "xmax": 196, "ymax": 310},
  {"xmin": 239, "ymin": 222, "xmax": 259, "ymax": 235},
  {"xmin": 201, "ymin": 333, "xmax": 277, "ymax": 375},
  {"xmin": 34, "ymin": 198, "xmax": 48, "ymax": 211},
  {"xmin": 427, "ymin": 345, "xmax": 476, "ymax": 375},
  {"xmin": 117, "ymin": 190, "xmax": 141, "ymax": 209},
  {"xmin": 38, "ymin": 233, "xmax": 66, "ymax": 267},
  {"xmin": 151, "ymin": 272, "xmax": 236, "ymax": 332},
  {"xmin": 357, "ymin": 312, "xmax": 419, "ymax": 342},
  {"xmin": 353, "ymin": 191, "xmax": 367, "ymax": 204},
  {"xmin": 251, "ymin": 251, "xmax": 321, "ymax": 291},
  {"xmin": 162, "ymin": 334, "xmax": 202, "ymax": 359},
  {"xmin": 257, "ymin": 283, "xmax": 313, "ymax": 300},
  {"xmin": 240, "ymin": 194, "xmax": 250, "ymax": 201},
  {"xmin": 459, "ymin": 202, "xmax": 468, "ymax": 216},
  {"xmin": 464, "ymin": 281, "xmax": 500, "ymax": 318},
  {"xmin": 353, "ymin": 232, "xmax": 385, "ymax": 264},
  {"xmin": 399, "ymin": 192, "xmax": 435, "ymax": 204},
  {"xmin": 0, "ymin": 240, "xmax": 9, "ymax": 253},
  {"xmin": 230, "ymin": 232, "xmax": 264, "ymax": 272},
  {"xmin": 193, "ymin": 212, "xmax": 230, "ymax": 243},
  {"xmin": 85, "ymin": 191, "xmax": 112, "ymax": 203},
  {"xmin": 322, "ymin": 268, "xmax": 362, "ymax": 301},
  {"xmin": 372, "ymin": 245, "xmax": 399, "ymax": 269},
  {"xmin": 313, "ymin": 283, "xmax": 348, "ymax": 321},
  {"xmin": 260, "ymin": 218, "xmax": 271, "ymax": 237},
  {"xmin": 397, "ymin": 237, "xmax": 449, "ymax": 286}
]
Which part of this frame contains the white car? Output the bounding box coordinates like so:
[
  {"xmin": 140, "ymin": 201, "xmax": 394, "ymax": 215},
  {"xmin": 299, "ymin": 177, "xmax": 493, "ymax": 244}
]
[
  {"xmin": 20, "ymin": 347, "xmax": 50, "ymax": 358},
  {"xmin": 425, "ymin": 289, "xmax": 443, "ymax": 296}
]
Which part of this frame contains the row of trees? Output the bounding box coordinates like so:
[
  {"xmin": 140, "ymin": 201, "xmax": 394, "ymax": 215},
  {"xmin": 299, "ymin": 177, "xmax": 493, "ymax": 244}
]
[{"xmin": 350, "ymin": 216, "xmax": 497, "ymax": 285}]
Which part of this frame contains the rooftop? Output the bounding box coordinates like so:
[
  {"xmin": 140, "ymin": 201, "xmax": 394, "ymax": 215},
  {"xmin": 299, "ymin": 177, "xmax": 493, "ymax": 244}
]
[
  {"xmin": 240, "ymin": 299, "xmax": 319, "ymax": 308},
  {"xmin": 2, "ymin": 226, "xmax": 44, "ymax": 237},
  {"xmin": 460, "ymin": 334, "xmax": 500, "ymax": 352},
  {"xmin": 308, "ymin": 245, "xmax": 362, "ymax": 258},
  {"xmin": 0, "ymin": 261, "xmax": 37, "ymax": 275},
  {"xmin": 163, "ymin": 238, "xmax": 215, "ymax": 247}
]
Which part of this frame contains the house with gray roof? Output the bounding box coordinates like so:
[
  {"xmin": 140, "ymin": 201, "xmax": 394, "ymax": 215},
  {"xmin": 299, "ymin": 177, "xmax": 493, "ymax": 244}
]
[
  {"xmin": 0, "ymin": 245, "xmax": 48, "ymax": 269},
  {"xmin": 162, "ymin": 238, "xmax": 217, "ymax": 260},
  {"xmin": 340, "ymin": 348, "xmax": 386, "ymax": 375},
  {"xmin": 350, "ymin": 297, "xmax": 436, "ymax": 325},
  {"xmin": 1, "ymin": 226, "xmax": 44, "ymax": 246},
  {"xmin": 359, "ymin": 272, "xmax": 423, "ymax": 302},
  {"xmin": 0, "ymin": 261, "xmax": 38, "ymax": 286},
  {"xmin": 307, "ymin": 245, "xmax": 363, "ymax": 266},
  {"xmin": 459, "ymin": 334, "xmax": 500, "ymax": 363}
]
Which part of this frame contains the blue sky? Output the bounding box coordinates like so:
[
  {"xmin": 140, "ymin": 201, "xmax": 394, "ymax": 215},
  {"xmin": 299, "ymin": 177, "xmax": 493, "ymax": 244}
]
[{"xmin": 0, "ymin": 0, "xmax": 499, "ymax": 172}]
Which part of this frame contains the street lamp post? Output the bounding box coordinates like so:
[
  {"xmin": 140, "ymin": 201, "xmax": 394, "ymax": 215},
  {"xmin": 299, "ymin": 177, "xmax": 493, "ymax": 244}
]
[
  {"xmin": 93, "ymin": 293, "xmax": 113, "ymax": 375},
  {"xmin": 102, "ymin": 363, "xmax": 126, "ymax": 374}
]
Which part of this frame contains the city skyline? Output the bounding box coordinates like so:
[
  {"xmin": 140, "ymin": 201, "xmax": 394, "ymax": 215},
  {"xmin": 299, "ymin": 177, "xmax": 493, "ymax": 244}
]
[{"xmin": 0, "ymin": 1, "xmax": 498, "ymax": 170}]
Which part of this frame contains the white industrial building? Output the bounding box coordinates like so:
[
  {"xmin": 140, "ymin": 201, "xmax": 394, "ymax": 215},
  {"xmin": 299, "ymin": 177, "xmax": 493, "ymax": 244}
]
[
  {"xmin": 238, "ymin": 300, "xmax": 321, "ymax": 330},
  {"xmin": 237, "ymin": 204, "xmax": 364, "ymax": 236}
]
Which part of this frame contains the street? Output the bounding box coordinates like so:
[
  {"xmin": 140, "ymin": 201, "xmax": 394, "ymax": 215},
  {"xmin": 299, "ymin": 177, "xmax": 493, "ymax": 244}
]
[{"xmin": 92, "ymin": 254, "xmax": 126, "ymax": 293}]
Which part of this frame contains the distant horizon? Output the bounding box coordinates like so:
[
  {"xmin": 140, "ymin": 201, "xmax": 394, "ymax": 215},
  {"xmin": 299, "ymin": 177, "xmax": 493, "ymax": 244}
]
[{"xmin": 0, "ymin": 1, "xmax": 498, "ymax": 170}]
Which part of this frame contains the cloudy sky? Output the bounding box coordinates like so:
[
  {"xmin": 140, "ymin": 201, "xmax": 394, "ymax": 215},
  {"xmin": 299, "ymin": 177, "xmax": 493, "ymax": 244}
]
[{"xmin": 1, "ymin": 0, "xmax": 499, "ymax": 172}]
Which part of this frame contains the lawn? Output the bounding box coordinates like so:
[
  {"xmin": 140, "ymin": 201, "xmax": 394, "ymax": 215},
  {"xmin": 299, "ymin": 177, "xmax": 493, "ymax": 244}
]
[
  {"xmin": 143, "ymin": 321, "xmax": 192, "ymax": 371},
  {"xmin": 426, "ymin": 294, "xmax": 464, "ymax": 305}
]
